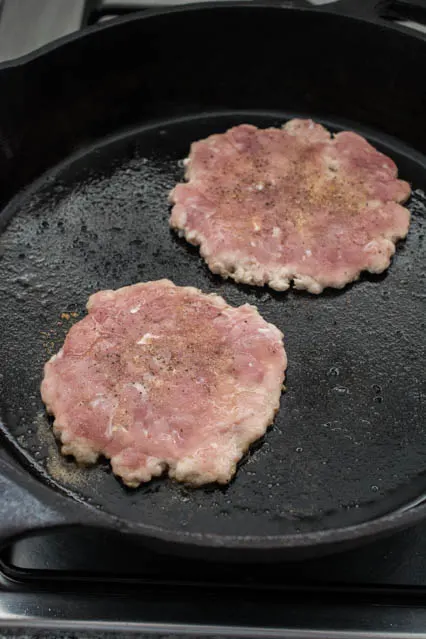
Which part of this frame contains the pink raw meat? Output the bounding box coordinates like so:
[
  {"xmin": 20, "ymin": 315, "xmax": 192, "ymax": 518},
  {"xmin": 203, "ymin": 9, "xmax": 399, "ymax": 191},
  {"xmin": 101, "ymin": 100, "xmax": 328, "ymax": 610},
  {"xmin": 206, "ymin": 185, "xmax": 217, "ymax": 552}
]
[
  {"xmin": 41, "ymin": 280, "xmax": 286, "ymax": 487},
  {"xmin": 169, "ymin": 119, "xmax": 411, "ymax": 293}
]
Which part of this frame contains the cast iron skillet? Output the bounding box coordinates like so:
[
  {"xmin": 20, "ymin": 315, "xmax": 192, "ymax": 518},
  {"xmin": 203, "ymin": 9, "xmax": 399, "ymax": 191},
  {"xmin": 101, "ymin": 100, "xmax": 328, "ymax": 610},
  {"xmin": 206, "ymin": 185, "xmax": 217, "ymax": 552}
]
[{"xmin": 0, "ymin": 0, "xmax": 425, "ymax": 561}]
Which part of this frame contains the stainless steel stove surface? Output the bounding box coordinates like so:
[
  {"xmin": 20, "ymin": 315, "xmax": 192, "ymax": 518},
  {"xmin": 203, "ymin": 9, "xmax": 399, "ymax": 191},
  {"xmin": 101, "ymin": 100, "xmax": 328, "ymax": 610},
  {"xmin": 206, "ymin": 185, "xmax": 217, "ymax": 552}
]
[{"xmin": 1, "ymin": 0, "xmax": 426, "ymax": 637}]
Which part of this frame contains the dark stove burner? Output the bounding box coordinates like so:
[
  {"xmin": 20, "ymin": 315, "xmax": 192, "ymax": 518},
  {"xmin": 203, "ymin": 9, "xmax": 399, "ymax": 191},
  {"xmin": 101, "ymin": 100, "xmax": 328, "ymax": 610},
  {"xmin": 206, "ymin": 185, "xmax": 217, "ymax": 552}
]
[
  {"xmin": 2, "ymin": 525, "xmax": 426, "ymax": 637},
  {"xmin": 2, "ymin": 522, "xmax": 426, "ymax": 585},
  {"xmin": 2, "ymin": 526, "xmax": 426, "ymax": 636}
]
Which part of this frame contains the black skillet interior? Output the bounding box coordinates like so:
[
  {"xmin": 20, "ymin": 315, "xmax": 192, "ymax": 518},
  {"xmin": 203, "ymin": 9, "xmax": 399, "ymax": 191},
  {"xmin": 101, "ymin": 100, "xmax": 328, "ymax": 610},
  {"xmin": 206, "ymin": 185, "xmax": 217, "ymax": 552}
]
[{"xmin": 0, "ymin": 5, "xmax": 425, "ymax": 545}]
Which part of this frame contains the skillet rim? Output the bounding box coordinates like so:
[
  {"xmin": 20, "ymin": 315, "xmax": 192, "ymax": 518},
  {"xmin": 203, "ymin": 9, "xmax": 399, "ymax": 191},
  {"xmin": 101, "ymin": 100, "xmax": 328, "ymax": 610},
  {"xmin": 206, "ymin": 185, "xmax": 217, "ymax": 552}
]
[
  {"xmin": 3, "ymin": 442, "xmax": 426, "ymax": 551},
  {"xmin": 0, "ymin": 0, "xmax": 425, "ymax": 74}
]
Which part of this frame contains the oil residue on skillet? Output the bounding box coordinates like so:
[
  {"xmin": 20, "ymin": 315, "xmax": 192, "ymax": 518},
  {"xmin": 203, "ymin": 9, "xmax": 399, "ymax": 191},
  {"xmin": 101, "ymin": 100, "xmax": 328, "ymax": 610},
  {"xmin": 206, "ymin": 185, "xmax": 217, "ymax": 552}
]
[{"xmin": 0, "ymin": 113, "xmax": 425, "ymax": 538}]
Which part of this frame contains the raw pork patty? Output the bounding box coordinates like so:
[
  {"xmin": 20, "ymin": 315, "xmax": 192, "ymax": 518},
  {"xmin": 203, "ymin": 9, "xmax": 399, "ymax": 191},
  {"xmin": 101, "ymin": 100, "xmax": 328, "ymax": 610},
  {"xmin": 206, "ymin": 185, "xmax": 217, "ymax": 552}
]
[
  {"xmin": 169, "ymin": 119, "xmax": 411, "ymax": 293},
  {"xmin": 41, "ymin": 280, "xmax": 286, "ymax": 487}
]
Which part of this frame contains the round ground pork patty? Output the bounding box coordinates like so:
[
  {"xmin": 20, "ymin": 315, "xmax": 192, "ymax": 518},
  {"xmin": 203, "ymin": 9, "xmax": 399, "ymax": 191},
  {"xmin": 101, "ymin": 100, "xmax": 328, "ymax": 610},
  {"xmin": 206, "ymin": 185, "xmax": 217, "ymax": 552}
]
[
  {"xmin": 41, "ymin": 280, "xmax": 287, "ymax": 487},
  {"xmin": 169, "ymin": 119, "xmax": 411, "ymax": 294}
]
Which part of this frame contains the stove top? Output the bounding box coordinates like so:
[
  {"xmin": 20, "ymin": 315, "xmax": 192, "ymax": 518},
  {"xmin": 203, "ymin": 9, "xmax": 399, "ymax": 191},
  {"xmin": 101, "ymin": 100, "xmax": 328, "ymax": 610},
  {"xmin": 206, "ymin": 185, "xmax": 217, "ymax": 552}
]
[
  {"xmin": 1, "ymin": 0, "xmax": 426, "ymax": 637},
  {"xmin": 3, "ymin": 521, "xmax": 426, "ymax": 586},
  {"xmin": 2, "ymin": 524, "xmax": 426, "ymax": 636},
  {"xmin": 0, "ymin": 0, "xmax": 425, "ymax": 63}
]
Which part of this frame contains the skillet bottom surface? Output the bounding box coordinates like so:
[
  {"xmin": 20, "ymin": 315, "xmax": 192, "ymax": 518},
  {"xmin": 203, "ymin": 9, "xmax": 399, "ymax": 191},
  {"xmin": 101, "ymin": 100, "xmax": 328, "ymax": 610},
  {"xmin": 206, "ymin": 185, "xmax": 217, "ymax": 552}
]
[{"xmin": 0, "ymin": 111, "xmax": 425, "ymax": 539}]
